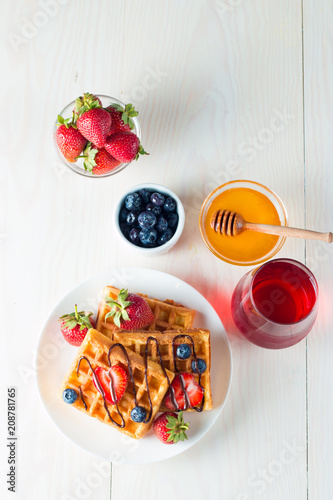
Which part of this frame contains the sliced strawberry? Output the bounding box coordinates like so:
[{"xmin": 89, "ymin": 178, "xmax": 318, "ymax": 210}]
[
  {"xmin": 164, "ymin": 373, "xmax": 203, "ymax": 411},
  {"xmin": 164, "ymin": 374, "xmax": 184, "ymax": 410},
  {"xmin": 93, "ymin": 366, "xmax": 128, "ymax": 405},
  {"xmin": 182, "ymin": 372, "xmax": 204, "ymax": 407}
]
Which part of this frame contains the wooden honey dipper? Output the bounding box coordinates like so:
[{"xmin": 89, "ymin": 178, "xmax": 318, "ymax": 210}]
[{"xmin": 210, "ymin": 209, "xmax": 333, "ymax": 243}]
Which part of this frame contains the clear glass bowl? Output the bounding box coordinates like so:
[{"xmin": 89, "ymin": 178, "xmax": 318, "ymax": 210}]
[
  {"xmin": 199, "ymin": 180, "xmax": 288, "ymax": 266},
  {"xmin": 53, "ymin": 95, "xmax": 141, "ymax": 178}
]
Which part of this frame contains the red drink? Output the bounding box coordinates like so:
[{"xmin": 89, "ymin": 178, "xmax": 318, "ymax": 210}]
[{"xmin": 231, "ymin": 259, "xmax": 318, "ymax": 349}]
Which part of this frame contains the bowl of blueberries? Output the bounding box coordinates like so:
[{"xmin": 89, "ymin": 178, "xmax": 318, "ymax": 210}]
[{"xmin": 114, "ymin": 183, "xmax": 185, "ymax": 255}]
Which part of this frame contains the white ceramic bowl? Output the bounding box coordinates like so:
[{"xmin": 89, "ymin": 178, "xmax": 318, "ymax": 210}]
[
  {"xmin": 53, "ymin": 94, "xmax": 141, "ymax": 178},
  {"xmin": 113, "ymin": 183, "xmax": 185, "ymax": 256}
]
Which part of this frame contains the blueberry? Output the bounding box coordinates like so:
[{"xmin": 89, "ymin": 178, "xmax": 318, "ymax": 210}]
[
  {"xmin": 126, "ymin": 211, "xmax": 138, "ymax": 226},
  {"xmin": 125, "ymin": 192, "xmax": 142, "ymax": 211},
  {"xmin": 166, "ymin": 213, "xmax": 178, "ymax": 229},
  {"xmin": 157, "ymin": 228, "xmax": 174, "ymax": 245},
  {"xmin": 156, "ymin": 216, "xmax": 168, "ymax": 233},
  {"xmin": 119, "ymin": 207, "xmax": 129, "ymax": 222},
  {"xmin": 139, "ymin": 228, "xmax": 158, "ymax": 246},
  {"xmin": 150, "ymin": 192, "xmax": 165, "ymax": 206},
  {"xmin": 129, "ymin": 227, "xmax": 140, "ymax": 244},
  {"xmin": 130, "ymin": 406, "xmax": 147, "ymax": 422},
  {"xmin": 163, "ymin": 196, "xmax": 176, "ymax": 213},
  {"xmin": 191, "ymin": 358, "xmax": 207, "ymax": 374},
  {"xmin": 62, "ymin": 388, "xmax": 78, "ymax": 404},
  {"xmin": 146, "ymin": 203, "xmax": 162, "ymax": 216},
  {"xmin": 120, "ymin": 222, "xmax": 131, "ymax": 239},
  {"xmin": 138, "ymin": 211, "xmax": 157, "ymax": 229},
  {"xmin": 138, "ymin": 189, "xmax": 151, "ymax": 204},
  {"xmin": 176, "ymin": 343, "xmax": 192, "ymax": 359}
]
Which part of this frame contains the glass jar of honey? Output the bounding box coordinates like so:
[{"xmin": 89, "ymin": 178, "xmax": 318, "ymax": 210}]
[{"xmin": 199, "ymin": 180, "xmax": 288, "ymax": 266}]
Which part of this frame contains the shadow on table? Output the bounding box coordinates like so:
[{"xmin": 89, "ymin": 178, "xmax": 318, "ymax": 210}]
[{"xmin": 184, "ymin": 272, "xmax": 246, "ymax": 345}]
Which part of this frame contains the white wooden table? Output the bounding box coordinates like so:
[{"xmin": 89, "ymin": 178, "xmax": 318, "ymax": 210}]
[{"xmin": 2, "ymin": 1, "xmax": 333, "ymax": 499}]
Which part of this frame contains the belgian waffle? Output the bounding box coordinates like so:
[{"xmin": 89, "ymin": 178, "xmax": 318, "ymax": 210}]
[
  {"xmin": 59, "ymin": 328, "xmax": 174, "ymax": 439},
  {"xmin": 96, "ymin": 285, "xmax": 196, "ymax": 339},
  {"xmin": 113, "ymin": 328, "xmax": 212, "ymax": 411}
]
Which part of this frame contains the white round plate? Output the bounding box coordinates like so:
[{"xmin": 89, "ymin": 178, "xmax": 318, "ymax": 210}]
[{"xmin": 36, "ymin": 268, "xmax": 232, "ymax": 464}]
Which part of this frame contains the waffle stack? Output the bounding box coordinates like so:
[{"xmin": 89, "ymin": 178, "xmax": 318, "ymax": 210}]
[
  {"xmin": 96, "ymin": 286, "xmax": 196, "ymax": 340},
  {"xmin": 59, "ymin": 328, "xmax": 174, "ymax": 439},
  {"xmin": 60, "ymin": 287, "xmax": 213, "ymax": 439},
  {"xmin": 113, "ymin": 328, "xmax": 212, "ymax": 411}
]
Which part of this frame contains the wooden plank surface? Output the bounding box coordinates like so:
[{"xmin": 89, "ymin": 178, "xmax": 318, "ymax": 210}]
[
  {"xmin": 303, "ymin": 1, "xmax": 333, "ymax": 499},
  {"xmin": 114, "ymin": 1, "xmax": 306, "ymax": 499},
  {"xmin": 1, "ymin": 0, "xmax": 331, "ymax": 498}
]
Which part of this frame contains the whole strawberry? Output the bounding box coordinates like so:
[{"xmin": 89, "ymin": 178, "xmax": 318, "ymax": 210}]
[
  {"xmin": 106, "ymin": 103, "xmax": 138, "ymax": 135},
  {"xmin": 73, "ymin": 93, "xmax": 102, "ymax": 121},
  {"xmin": 77, "ymin": 107, "xmax": 111, "ymax": 148},
  {"xmin": 56, "ymin": 115, "xmax": 87, "ymax": 162},
  {"xmin": 60, "ymin": 305, "xmax": 95, "ymax": 346},
  {"xmin": 104, "ymin": 132, "xmax": 148, "ymax": 163},
  {"xmin": 81, "ymin": 143, "xmax": 120, "ymax": 175},
  {"xmin": 104, "ymin": 288, "xmax": 154, "ymax": 330},
  {"xmin": 153, "ymin": 411, "xmax": 189, "ymax": 444}
]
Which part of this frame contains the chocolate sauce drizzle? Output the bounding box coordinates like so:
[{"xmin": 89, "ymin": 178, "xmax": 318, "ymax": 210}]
[
  {"xmin": 77, "ymin": 355, "xmax": 126, "ymax": 428},
  {"xmin": 75, "ymin": 333, "xmax": 205, "ymax": 429},
  {"xmin": 144, "ymin": 337, "xmax": 177, "ymax": 421},
  {"xmin": 79, "ymin": 386, "xmax": 87, "ymax": 410},
  {"xmin": 171, "ymin": 334, "xmax": 205, "ymax": 412}
]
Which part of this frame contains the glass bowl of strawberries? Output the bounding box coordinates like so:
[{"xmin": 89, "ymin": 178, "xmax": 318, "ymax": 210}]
[{"xmin": 54, "ymin": 93, "xmax": 147, "ymax": 177}]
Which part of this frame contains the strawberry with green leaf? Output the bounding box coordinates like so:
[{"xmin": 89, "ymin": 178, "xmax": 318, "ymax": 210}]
[
  {"xmin": 105, "ymin": 289, "xmax": 154, "ymax": 330},
  {"xmin": 73, "ymin": 93, "xmax": 102, "ymax": 121},
  {"xmin": 153, "ymin": 411, "xmax": 189, "ymax": 444},
  {"xmin": 106, "ymin": 103, "xmax": 138, "ymax": 135},
  {"xmin": 55, "ymin": 115, "xmax": 87, "ymax": 162},
  {"xmin": 80, "ymin": 143, "xmax": 120, "ymax": 175},
  {"xmin": 59, "ymin": 305, "xmax": 95, "ymax": 346},
  {"xmin": 73, "ymin": 94, "xmax": 111, "ymax": 148}
]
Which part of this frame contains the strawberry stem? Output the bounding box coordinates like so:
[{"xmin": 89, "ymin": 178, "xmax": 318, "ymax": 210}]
[
  {"xmin": 74, "ymin": 304, "xmax": 79, "ymax": 321},
  {"xmin": 135, "ymin": 144, "xmax": 149, "ymax": 161},
  {"xmin": 165, "ymin": 411, "xmax": 189, "ymax": 443},
  {"xmin": 104, "ymin": 289, "xmax": 133, "ymax": 327},
  {"xmin": 80, "ymin": 143, "xmax": 98, "ymax": 171}
]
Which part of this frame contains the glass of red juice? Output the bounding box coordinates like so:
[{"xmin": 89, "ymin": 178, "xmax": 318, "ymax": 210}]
[{"xmin": 231, "ymin": 259, "xmax": 318, "ymax": 349}]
